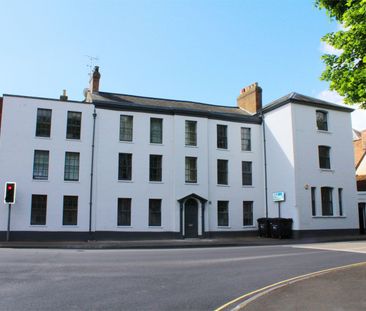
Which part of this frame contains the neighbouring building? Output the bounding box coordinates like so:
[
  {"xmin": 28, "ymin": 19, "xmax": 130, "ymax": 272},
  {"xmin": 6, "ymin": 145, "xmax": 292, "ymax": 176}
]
[
  {"xmin": 353, "ymin": 129, "xmax": 366, "ymax": 234},
  {"xmin": 0, "ymin": 67, "xmax": 359, "ymax": 240}
]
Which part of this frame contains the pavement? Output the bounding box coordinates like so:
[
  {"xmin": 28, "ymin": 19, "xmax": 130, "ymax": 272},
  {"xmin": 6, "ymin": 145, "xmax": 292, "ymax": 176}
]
[
  {"xmin": 0, "ymin": 233, "xmax": 366, "ymax": 249},
  {"xmin": 237, "ymin": 261, "xmax": 366, "ymax": 311}
]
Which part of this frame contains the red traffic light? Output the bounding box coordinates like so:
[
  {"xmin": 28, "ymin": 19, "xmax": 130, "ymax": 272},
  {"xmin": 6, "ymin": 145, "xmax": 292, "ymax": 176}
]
[{"xmin": 4, "ymin": 182, "xmax": 16, "ymax": 204}]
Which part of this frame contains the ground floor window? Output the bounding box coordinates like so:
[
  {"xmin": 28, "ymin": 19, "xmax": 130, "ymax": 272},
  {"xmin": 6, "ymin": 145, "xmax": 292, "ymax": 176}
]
[
  {"xmin": 31, "ymin": 194, "xmax": 47, "ymax": 225},
  {"xmin": 217, "ymin": 201, "xmax": 229, "ymax": 226},
  {"xmin": 149, "ymin": 199, "xmax": 161, "ymax": 226},
  {"xmin": 118, "ymin": 198, "xmax": 131, "ymax": 226},
  {"xmin": 243, "ymin": 201, "xmax": 253, "ymax": 226},
  {"xmin": 311, "ymin": 187, "xmax": 316, "ymax": 216},
  {"xmin": 321, "ymin": 187, "xmax": 333, "ymax": 216},
  {"xmin": 63, "ymin": 196, "xmax": 78, "ymax": 225}
]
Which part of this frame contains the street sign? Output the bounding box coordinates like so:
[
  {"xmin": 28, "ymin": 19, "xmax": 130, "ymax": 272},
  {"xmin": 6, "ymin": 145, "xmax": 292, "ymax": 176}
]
[{"xmin": 273, "ymin": 191, "xmax": 285, "ymax": 202}]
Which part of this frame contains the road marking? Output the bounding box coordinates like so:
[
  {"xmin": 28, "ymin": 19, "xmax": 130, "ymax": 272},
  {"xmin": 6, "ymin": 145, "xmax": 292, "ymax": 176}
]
[
  {"xmin": 292, "ymin": 241, "xmax": 366, "ymax": 254},
  {"xmin": 214, "ymin": 261, "xmax": 366, "ymax": 311}
]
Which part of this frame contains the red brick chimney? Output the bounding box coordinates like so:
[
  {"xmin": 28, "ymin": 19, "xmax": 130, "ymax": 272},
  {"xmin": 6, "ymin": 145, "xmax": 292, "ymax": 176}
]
[
  {"xmin": 89, "ymin": 66, "xmax": 101, "ymax": 93},
  {"xmin": 237, "ymin": 82, "xmax": 262, "ymax": 114}
]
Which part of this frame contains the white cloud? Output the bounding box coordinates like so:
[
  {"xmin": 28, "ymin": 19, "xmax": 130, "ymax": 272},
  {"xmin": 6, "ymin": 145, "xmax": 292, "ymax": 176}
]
[
  {"xmin": 318, "ymin": 90, "xmax": 344, "ymax": 105},
  {"xmin": 319, "ymin": 41, "xmax": 342, "ymax": 56},
  {"xmin": 317, "ymin": 90, "xmax": 365, "ymax": 131}
]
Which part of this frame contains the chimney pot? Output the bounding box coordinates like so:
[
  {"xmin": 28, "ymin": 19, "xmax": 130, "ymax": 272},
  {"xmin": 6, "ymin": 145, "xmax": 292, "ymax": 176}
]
[
  {"xmin": 90, "ymin": 66, "xmax": 101, "ymax": 93},
  {"xmin": 60, "ymin": 89, "xmax": 68, "ymax": 101}
]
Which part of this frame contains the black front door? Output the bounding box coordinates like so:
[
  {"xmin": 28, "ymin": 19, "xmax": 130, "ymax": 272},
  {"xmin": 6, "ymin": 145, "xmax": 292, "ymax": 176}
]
[
  {"xmin": 359, "ymin": 203, "xmax": 366, "ymax": 234},
  {"xmin": 184, "ymin": 199, "xmax": 198, "ymax": 238}
]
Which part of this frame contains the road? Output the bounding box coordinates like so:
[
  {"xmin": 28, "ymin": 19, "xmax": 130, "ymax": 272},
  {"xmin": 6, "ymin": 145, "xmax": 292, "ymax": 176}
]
[{"xmin": 0, "ymin": 243, "xmax": 365, "ymax": 311}]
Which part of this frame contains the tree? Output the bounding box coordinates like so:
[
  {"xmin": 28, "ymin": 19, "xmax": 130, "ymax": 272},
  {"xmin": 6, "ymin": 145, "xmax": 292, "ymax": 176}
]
[{"xmin": 316, "ymin": 0, "xmax": 366, "ymax": 107}]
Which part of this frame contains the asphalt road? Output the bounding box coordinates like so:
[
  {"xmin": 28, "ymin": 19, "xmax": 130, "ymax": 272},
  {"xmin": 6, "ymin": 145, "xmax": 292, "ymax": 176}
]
[{"xmin": 0, "ymin": 245, "xmax": 365, "ymax": 311}]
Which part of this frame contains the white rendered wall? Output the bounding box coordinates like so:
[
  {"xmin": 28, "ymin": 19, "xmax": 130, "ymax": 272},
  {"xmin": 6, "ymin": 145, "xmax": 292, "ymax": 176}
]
[
  {"xmin": 0, "ymin": 96, "xmax": 94, "ymax": 232},
  {"xmin": 292, "ymin": 104, "xmax": 358, "ymax": 230},
  {"xmin": 264, "ymin": 105, "xmax": 298, "ymax": 226}
]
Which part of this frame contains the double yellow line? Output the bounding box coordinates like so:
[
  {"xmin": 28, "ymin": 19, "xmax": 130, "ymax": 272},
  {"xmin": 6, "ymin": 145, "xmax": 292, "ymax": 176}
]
[{"xmin": 214, "ymin": 261, "xmax": 366, "ymax": 311}]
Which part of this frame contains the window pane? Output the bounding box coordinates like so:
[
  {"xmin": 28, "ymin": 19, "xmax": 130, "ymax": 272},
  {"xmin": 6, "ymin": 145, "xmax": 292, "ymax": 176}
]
[
  {"xmin": 64, "ymin": 152, "xmax": 80, "ymax": 181},
  {"xmin": 242, "ymin": 161, "xmax": 252, "ymax": 185},
  {"xmin": 149, "ymin": 199, "xmax": 161, "ymax": 226},
  {"xmin": 150, "ymin": 118, "xmax": 163, "ymax": 144},
  {"xmin": 338, "ymin": 188, "xmax": 343, "ymax": 216},
  {"xmin": 33, "ymin": 150, "xmax": 49, "ymax": 180},
  {"xmin": 31, "ymin": 194, "xmax": 47, "ymax": 225},
  {"xmin": 118, "ymin": 153, "xmax": 132, "ymax": 180},
  {"xmin": 120, "ymin": 115, "xmax": 133, "ymax": 141},
  {"xmin": 150, "ymin": 155, "xmax": 162, "ymax": 182},
  {"xmin": 311, "ymin": 187, "xmax": 316, "ymax": 216},
  {"xmin": 318, "ymin": 146, "xmax": 331, "ymax": 169},
  {"xmin": 217, "ymin": 125, "xmax": 227, "ymax": 149},
  {"xmin": 243, "ymin": 201, "xmax": 253, "ymax": 226},
  {"xmin": 241, "ymin": 127, "xmax": 251, "ymax": 151},
  {"xmin": 118, "ymin": 198, "xmax": 131, "ymax": 226},
  {"xmin": 217, "ymin": 201, "xmax": 229, "ymax": 226},
  {"xmin": 185, "ymin": 121, "xmax": 197, "ymax": 146},
  {"xmin": 36, "ymin": 108, "xmax": 52, "ymax": 137},
  {"xmin": 66, "ymin": 111, "xmax": 82, "ymax": 139},
  {"xmin": 63, "ymin": 196, "xmax": 78, "ymax": 225},
  {"xmin": 217, "ymin": 159, "xmax": 228, "ymax": 185},
  {"xmin": 316, "ymin": 111, "xmax": 328, "ymax": 131},
  {"xmin": 321, "ymin": 187, "xmax": 333, "ymax": 216},
  {"xmin": 185, "ymin": 157, "xmax": 197, "ymax": 183}
]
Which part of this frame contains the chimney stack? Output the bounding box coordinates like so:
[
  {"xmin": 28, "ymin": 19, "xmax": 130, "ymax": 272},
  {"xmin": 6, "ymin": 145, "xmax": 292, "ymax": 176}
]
[
  {"xmin": 362, "ymin": 130, "xmax": 366, "ymax": 150},
  {"xmin": 60, "ymin": 89, "xmax": 68, "ymax": 101},
  {"xmin": 237, "ymin": 82, "xmax": 262, "ymax": 114},
  {"xmin": 89, "ymin": 66, "xmax": 101, "ymax": 93}
]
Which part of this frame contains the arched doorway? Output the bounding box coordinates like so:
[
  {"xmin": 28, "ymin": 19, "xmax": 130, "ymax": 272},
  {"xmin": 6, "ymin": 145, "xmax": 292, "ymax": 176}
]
[{"xmin": 184, "ymin": 199, "xmax": 198, "ymax": 238}]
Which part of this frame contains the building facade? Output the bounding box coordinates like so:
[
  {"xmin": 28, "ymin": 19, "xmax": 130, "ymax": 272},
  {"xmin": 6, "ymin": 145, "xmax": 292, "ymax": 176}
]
[{"xmin": 0, "ymin": 67, "xmax": 359, "ymax": 240}]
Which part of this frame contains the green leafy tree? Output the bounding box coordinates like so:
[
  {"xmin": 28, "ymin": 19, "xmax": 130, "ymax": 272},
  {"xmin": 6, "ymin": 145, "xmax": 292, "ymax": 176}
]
[{"xmin": 316, "ymin": 0, "xmax": 366, "ymax": 107}]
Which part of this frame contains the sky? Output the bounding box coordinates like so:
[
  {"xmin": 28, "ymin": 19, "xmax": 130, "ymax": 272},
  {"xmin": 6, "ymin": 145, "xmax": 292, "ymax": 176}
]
[{"xmin": 1, "ymin": 0, "xmax": 365, "ymax": 129}]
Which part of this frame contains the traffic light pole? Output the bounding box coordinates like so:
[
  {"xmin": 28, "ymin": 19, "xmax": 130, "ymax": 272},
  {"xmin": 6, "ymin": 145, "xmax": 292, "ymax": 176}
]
[{"xmin": 6, "ymin": 204, "xmax": 11, "ymax": 242}]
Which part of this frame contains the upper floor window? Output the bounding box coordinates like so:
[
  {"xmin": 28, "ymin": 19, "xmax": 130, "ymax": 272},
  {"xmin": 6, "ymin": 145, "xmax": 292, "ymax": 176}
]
[
  {"xmin": 120, "ymin": 115, "xmax": 133, "ymax": 142},
  {"xmin": 217, "ymin": 201, "xmax": 229, "ymax": 226},
  {"xmin": 185, "ymin": 157, "xmax": 197, "ymax": 183},
  {"xmin": 118, "ymin": 198, "xmax": 131, "ymax": 226},
  {"xmin": 150, "ymin": 154, "xmax": 162, "ymax": 182},
  {"xmin": 36, "ymin": 108, "xmax": 52, "ymax": 137},
  {"xmin": 217, "ymin": 159, "xmax": 228, "ymax": 185},
  {"xmin": 185, "ymin": 120, "xmax": 197, "ymax": 146},
  {"xmin": 150, "ymin": 118, "xmax": 163, "ymax": 144},
  {"xmin": 66, "ymin": 111, "xmax": 82, "ymax": 139},
  {"xmin": 217, "ymin": 124, "xmax": 227, "ymax": 149},
  {"xmin": 33, "ymin": 150, "xmax": 49, "ymax": 180},
  {"xmin": 64, "ymin": 152, "xmax": 80, "ymax": 181},
  {"xmin": 321, "ymin": 187, "xmax": 333, "ymax": 216},
  {"xmin": 31, "ymin": 194, "xmax": 47, "ymax": 225},
  {"xmin": 118, "ymin": 153, "xmax": 132, "ymax": 181},
  {"xmin": 318, "ymin": 146, "xmax": 331, "ymax": 169},
  {"xmin": 242, "ymin": 161, "xmax": 252, "ymax": 186},
  {"xmin": 63, "ymin": 196, "xmax": 78, "ymax": 226},
  {"xmin": 243, "ymin": 201, "xmax": 253, "ymax": 226},
  {"xmin": 316, "ymin": 110, "xmax": 328, "ymax": 131},
  {"xmin": 241, "ymin": 127, "xmax": 251, "ymax": 151}
]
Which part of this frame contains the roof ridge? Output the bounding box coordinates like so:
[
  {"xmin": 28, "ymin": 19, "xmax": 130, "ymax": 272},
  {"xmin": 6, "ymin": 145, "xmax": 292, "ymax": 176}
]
[{"xmin": 96, "ymin": 91, "xmax": 239, "ymax": 110}]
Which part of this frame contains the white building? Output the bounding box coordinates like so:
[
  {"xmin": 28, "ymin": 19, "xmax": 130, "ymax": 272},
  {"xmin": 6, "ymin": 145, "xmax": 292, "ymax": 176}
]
[{"xmin": 0, "ymin": 67, "xmax": 359, "ymax": 240}]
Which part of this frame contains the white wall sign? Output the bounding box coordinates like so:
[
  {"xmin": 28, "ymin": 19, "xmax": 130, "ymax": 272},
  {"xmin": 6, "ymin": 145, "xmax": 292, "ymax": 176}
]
[{"xmin": 273, "ymin": 192, "xmax": 285, "ymax": 202}]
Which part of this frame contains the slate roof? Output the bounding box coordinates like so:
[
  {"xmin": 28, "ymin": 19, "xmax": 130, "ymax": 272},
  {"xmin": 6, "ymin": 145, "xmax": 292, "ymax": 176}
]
[
  {"xmin": 262, "ymin": 92, "xmax": 354, "ymax": 113},
  {"xmin": 92, "ymin": 91, "xmax": 262, "ymax": 124}
]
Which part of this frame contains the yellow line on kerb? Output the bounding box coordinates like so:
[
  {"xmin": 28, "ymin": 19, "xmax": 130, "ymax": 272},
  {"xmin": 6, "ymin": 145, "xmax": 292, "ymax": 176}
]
[{"xmin": 214, "ymin": 261, "xmax": 366, "ymax": 311}]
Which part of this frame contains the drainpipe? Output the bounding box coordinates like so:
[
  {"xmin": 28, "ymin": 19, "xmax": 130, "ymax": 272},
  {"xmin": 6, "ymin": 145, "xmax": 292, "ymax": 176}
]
[
  {"xmin": 89, "ymin": 108, "xmax": 97, "ymax": 239},
  {"xmin": 261, "ymin": 112, "xmax": 269, "ymax": 218}
]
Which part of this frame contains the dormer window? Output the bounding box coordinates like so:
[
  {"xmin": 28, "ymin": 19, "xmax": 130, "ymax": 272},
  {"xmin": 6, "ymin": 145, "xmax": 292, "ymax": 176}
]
[{"xmin": 316, "ymin": 110, "xmax": 328, "ymax": 131}]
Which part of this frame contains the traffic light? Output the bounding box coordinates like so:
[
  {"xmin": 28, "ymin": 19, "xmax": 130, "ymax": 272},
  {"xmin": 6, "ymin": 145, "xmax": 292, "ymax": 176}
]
[{"xmin": 4, "ymin": 182, "xmax": 16, "ymax": 204}]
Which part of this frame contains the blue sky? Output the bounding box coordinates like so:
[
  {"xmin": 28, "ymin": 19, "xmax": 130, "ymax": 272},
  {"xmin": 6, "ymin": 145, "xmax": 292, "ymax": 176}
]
[{"xmin": 2, "ymin": 0, "xmax": 361, "ymax": 120}]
